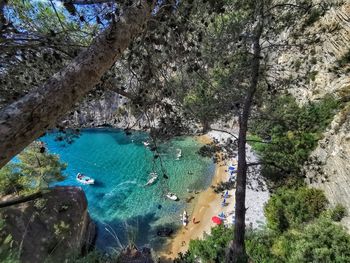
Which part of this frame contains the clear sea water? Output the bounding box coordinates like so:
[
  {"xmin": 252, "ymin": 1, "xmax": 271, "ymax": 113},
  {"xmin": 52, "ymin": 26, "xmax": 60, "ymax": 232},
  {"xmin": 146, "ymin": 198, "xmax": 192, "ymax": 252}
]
[{"xmin": 41, "ymin": 129, "xmax": 214, "ymax": 252}]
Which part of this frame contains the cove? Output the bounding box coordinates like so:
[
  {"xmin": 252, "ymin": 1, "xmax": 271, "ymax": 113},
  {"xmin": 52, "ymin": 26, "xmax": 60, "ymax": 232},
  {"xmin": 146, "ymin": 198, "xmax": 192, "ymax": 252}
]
[{"xmin": 41, "ymin": 128, "xmax": 214, "ymax": 252}]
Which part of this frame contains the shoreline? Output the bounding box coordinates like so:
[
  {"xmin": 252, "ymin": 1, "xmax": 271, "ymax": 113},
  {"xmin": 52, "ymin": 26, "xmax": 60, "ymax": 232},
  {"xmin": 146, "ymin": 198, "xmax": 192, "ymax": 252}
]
[
  {"xmin": 160, "ymin": 133, "xmax": 237, "ymax": 260},
  {"xmin": 160, "ymin": 131, "xmax": 269, "ymax": 261}
]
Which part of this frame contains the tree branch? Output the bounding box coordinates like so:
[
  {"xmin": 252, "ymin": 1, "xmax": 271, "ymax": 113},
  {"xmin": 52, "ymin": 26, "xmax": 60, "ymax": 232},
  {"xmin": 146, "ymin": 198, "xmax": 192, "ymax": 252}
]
[
  {"xmin": 0, "ymin": 0, "xmax": 154, "ymax": 168},
  {"xmin": 264, "ymin": 3, "xmax": 310, "ymax": 16},
  {"xmin": 246, "ymin": 138, "xmax": 275, "ymax": 144},
  {"xmin": 60, "ymin": 0, "xmax": 115, "ymax": 5},
  {"xmin": 103, "ymin": 77, "xmax": 133, "ymax": 99},
  {"xmin": 0, "ymin": 191, "xmax": 44, "ymax": 208},
  {"xmin": 247, "ymin": 161, "xmax": 290, "ymax": 173},
  {"xmin": 210, "ymin": 128, "xmax": 238, "ymax": 140}
]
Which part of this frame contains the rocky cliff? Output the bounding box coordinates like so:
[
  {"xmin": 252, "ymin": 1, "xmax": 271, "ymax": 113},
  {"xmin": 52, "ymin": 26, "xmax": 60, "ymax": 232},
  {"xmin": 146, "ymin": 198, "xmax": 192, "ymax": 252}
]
[
  {"xmin": 61, "ymin": 89, "xmax": 146, "ymax": 129},
  {"xmin": 269, "ymin": 1, "xmax": 350, "ymax": 228},
  {"xmin": 0, "ymin": 187, "xmax": 95, "ymax": 263}
]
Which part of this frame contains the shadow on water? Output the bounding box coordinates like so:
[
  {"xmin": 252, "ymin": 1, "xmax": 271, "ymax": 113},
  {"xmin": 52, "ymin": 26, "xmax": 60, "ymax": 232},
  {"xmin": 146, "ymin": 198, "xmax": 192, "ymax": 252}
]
[
  {"xmin": 104, "ymin": 129, "xmax": 149, "ymax": 146},
  {"xmin": 151, "ymin": 222, "xmax": 181, "ymax": 252},
  {"xmin": 94, "ymin": 212, "xmax": 181, "ymax": 254},
  {"xmin": 92, "ymin": 180, "xmax": 105, "ymax": 187}
]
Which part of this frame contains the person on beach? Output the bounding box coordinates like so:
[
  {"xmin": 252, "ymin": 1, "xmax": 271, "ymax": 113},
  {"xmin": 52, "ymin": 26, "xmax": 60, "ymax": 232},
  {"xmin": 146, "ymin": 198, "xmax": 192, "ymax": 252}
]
[{"xmin": 193, "ymin": 217, "xmax": 195, "ymax": 223}]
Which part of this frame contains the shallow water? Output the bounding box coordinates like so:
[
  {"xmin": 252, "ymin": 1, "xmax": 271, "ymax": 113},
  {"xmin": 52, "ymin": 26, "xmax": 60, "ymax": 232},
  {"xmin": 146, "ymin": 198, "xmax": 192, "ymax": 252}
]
[{"xmin": 41, "ymin": 129, "xmax": 214, "ymax": 252}]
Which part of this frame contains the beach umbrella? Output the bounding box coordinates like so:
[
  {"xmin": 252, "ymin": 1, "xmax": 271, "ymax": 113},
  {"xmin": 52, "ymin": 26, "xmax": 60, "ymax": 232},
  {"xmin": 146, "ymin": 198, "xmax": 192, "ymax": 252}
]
[
  {"xmin": 221, "ymin": 198, "xmax": 226, "ymax": 207},
  {"xmin": 218, "ymin": 212, "xmax": 225, "ymax": 219},
  {"xmin": 212, "ymin": 216, "xmax": 222, "ymax": 225},
  {"xmin": 228, "ymin": 166, "xmax": 235, "ymax": 171},
  {"xmin": 224, "ymin": 190, "xmax": 229, "ymax": 198}
]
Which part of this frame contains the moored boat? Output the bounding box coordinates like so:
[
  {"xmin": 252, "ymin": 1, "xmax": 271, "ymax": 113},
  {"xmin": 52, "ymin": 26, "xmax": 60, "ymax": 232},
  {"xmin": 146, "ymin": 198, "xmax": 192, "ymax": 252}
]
[
  {"xmin": 145, "ymin": 172, "xmax": 158, "ymax": 186},
  {"xmin": 176, "ymin": 148, "xmax": 182, "ymax": 160},
  {"xmin": 182, "ymin": 210, "xmax": 189, "ymax": 226},
  {"xmin": 76, "ymin": 173, "xmax": 95, "ymax": 185},
  {"xmin": 166, "ymin": 192, "xmax": 178, "ymax": 201}
]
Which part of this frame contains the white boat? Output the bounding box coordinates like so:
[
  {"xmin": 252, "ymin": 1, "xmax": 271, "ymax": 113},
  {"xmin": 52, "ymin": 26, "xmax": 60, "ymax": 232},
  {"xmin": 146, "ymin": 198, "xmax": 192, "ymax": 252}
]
[
  {"xmin": 182, "ymin": 210, "xmax": 189, "ymax": 226},
  {"xmin": 143, "ymin": 141, "xmax": 150, "ymax": 147},
  {"xmin": 76, "ymin": 173, "xmax": 95, "ymax": 185},
  {"xmin": 145, "ymin": 172, "xmax": 158, "ymax": 186},
  {"xmin": 166, "ymin": 192, "xmax": 178, "ymax": 201},
  {"xmin": 176, "ymin": 148, "xmax": 182, "ymax": 160}
]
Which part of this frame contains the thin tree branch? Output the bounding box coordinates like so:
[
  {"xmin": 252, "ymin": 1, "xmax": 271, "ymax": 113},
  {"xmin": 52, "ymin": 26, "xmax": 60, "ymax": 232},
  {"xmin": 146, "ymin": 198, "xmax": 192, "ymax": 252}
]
[
  {"xmin": 247, "ymin": 161, "xmax": 290, "ymax": 173},
  {"xmin": 210, "ymin": 128, "xmax": 238, "ymax": 139},
  {"xmin": 264, "ymin": 3, "xmax": 310, "ymax": 16},
  {"xmin": 60, "ymin": 0, "xmax": 115, "ymax": 5},
  {"xmin": 246, "ymin": 139, "xmax": 274, "ymax": 144},
  {"xmin": 50, "ymin": 0, "xmax": 66, "ymax": 31}
]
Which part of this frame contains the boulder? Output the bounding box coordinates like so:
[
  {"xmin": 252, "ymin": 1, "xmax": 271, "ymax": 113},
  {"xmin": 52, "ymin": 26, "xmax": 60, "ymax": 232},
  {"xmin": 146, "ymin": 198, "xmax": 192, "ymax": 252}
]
[{"xmin": 0, "ymin": 187, "xmax": 95, "ymax": 263}]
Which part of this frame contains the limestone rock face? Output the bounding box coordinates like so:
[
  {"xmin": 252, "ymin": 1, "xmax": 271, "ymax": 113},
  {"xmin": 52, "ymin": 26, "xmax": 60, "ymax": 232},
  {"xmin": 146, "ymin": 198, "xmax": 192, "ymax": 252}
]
[
  {"xmin": 305, "ymin": 106, "xmax": 350, "ymax": 227},
  {"xmin": 268, "ymin": 2, "xmax": 350, "ymax": 103},
  {"xmin": 62, "ymin": 90, "xmax": 146, "ymax": 129},
  {"xmin": 268, "ymin": 1, "xmax": 350, "ymax": 228},
  {"xmin": 0, "ymin": 187, "xmax": 96, "ymax": 263}
]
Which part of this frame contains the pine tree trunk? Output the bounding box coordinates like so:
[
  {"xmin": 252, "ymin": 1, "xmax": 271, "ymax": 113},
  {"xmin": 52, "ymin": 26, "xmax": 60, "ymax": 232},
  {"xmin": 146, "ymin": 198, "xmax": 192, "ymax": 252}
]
[
  {"xmin": 226, "ymin": 19, "xmax": 263, "ymax": 263},
  {"xmin": 0, "ymin": 1, "xmax": 154, "ymax": 168}
]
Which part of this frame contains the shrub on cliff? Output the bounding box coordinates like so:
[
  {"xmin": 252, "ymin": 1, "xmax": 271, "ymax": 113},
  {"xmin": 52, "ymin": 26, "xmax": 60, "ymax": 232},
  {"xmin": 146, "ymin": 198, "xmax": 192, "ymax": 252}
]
[
  {"xmin": 249, "ymin": 95, "xmax": 339, "ymax": 185},
  {"xmin": 178, "ymin": 225, "xmax": 234, "ymax": 263},
  {"xmin": 246, "ymin": 218, "xmax": 350, "ymax": 263},
  {"xmin": 329, "ymin": 204, "xmax": 347, "ymax": 222},
  {"xmin": 264, "ymin": 187, "xmax": 328, "ymax": 233}
]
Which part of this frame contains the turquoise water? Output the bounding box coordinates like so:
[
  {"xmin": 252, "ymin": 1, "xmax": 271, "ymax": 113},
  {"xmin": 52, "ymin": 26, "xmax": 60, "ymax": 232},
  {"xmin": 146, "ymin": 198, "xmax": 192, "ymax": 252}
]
[{"xmin": 41, "ymin": 129, "xmax": 214, "ymax": 251}]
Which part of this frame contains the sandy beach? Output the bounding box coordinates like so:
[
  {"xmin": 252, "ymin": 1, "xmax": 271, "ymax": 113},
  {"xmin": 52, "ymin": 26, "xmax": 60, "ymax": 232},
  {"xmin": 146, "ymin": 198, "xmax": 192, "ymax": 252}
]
[{"xmin": 160, "ymin": 131, "xmax": 269, "ymax": 261}]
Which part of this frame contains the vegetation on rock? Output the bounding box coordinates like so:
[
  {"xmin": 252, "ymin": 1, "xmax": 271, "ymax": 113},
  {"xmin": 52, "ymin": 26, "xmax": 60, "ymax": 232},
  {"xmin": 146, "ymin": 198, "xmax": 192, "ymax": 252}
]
[{"xmin": 249, "ymin": 95, "xmax": 339, "ymax": 187}]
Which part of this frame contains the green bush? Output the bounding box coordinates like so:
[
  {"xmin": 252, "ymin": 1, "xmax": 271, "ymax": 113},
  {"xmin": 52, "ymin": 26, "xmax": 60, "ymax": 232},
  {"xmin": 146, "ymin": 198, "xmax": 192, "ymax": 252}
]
[
  {"xmin": 303, "ymin": 8, "xmax": 323, "ymax": 28},
  {"xmin": 246, "ymin": 218, "xmax": 350, "ymax": 263},
  {"xmin": 264, "ymin": 187, "xmax": 328, "ymax": 233},
  {"xmin": 246, "ymin": 229, "xmax": 277, "ymax": 263},
  {"xmin": 184, "ymin": 225, "xmax": 233, "ymax": 263},
  {"xmin": 0, "ymin": 165, "xmax": 30, "ymax": 196},
  {"xmin": 330, "ymin": 204, "xmax": 347, "ymax": 222},
  {"xmin": 288, "ymin": 218, "xmax": 350, "ymax": 262},
  {"xmin": 249, "ymin": 95, "xmax": 339, "ymax": 185},
  {"xmin": 308, "ymin": 70, "xmax": 318, "ymax": 82}
]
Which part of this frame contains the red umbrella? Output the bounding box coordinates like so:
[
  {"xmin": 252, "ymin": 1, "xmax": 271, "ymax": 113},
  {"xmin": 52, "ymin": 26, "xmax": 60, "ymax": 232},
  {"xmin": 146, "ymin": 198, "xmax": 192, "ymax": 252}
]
[{"xmin": 212, "ymin": 216, "xmax": 222, "ymax": 225}]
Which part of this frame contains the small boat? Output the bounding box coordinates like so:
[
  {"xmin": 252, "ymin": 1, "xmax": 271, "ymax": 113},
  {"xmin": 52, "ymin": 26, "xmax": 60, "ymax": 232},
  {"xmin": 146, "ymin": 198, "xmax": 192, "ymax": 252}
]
[
  {"xmin": 166, "ymin": 192, "xmax": 178, "ymax": 201},
  {"xmin": 176, "ymin": 148, "xmax": 182, "ymax": 160},
  {"xmin": 145, "ymin": 172, "xmax": 158, "ymax": 186},
  {"xmin": 143, "ymin": 141, "xmax": 150, "ymax": 147},
  {"xmin": 76, "ymin": 173, "xmax": 95, "ymax": 185},
  {"xmin": 182, "ymin": 210, "xmax": 189, "ymax": 226}
]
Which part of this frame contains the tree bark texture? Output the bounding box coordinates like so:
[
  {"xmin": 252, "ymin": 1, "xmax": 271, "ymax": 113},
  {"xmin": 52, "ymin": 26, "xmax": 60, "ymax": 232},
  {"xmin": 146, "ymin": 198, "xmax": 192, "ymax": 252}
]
[
  {"xmin": 0, "ymin": 191, "xmax": 44, "ymax": 208},
  {"xmin": 226, "ymin": 20, "xmax": 263, "ymax": 263},
  {"xmin": 0, "ymin": 1, "xmax": 153, "ymax": 168}
]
